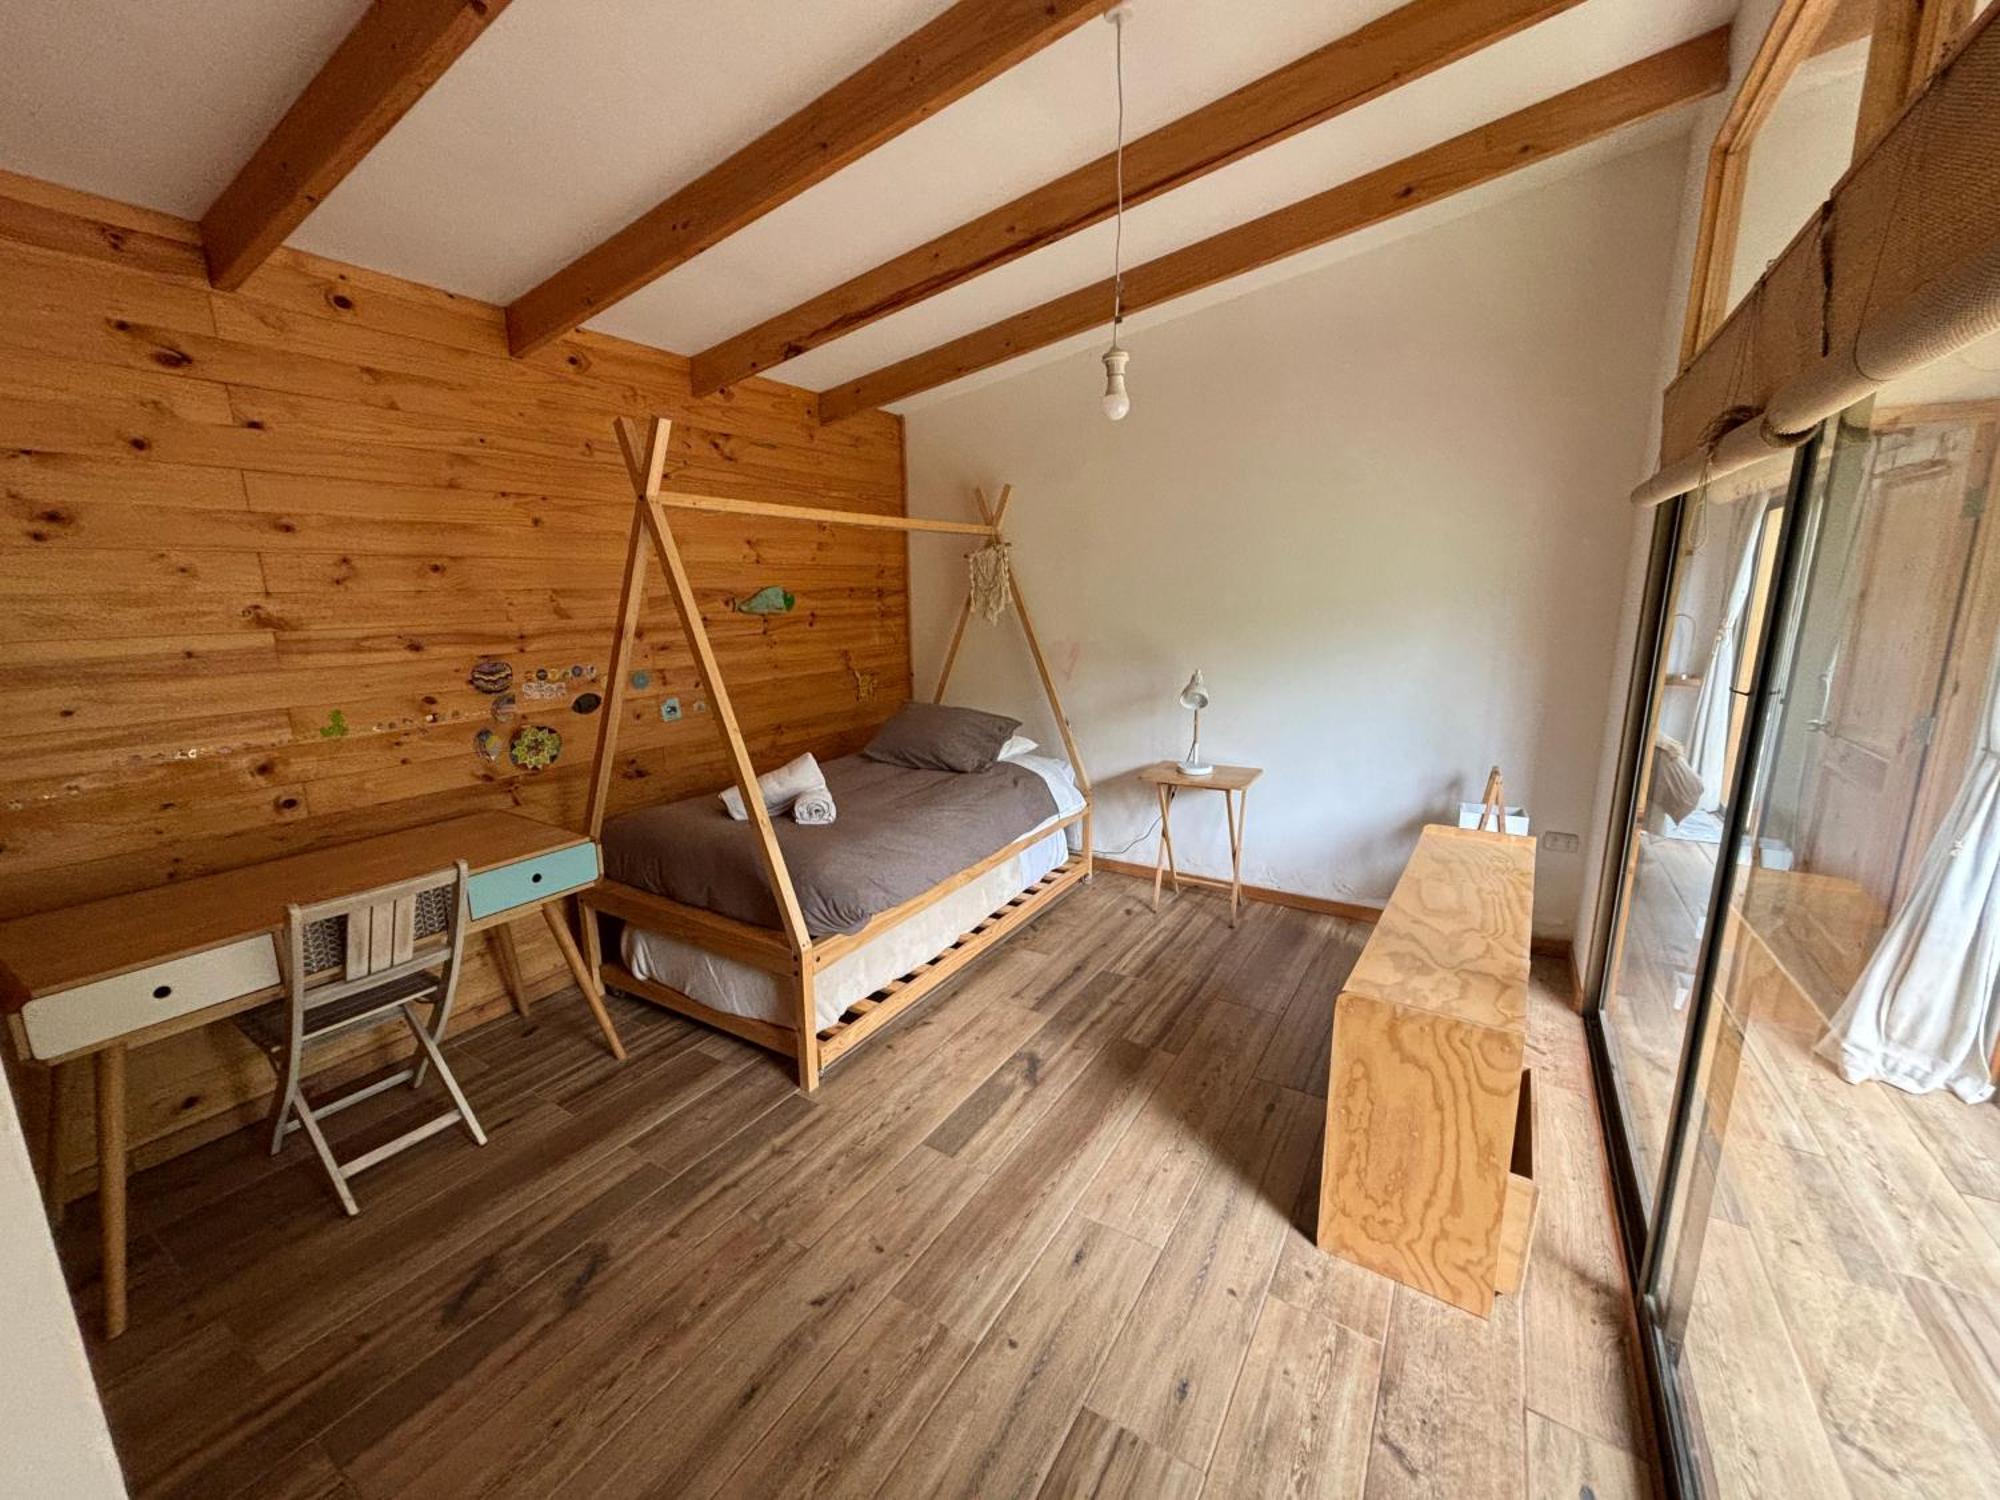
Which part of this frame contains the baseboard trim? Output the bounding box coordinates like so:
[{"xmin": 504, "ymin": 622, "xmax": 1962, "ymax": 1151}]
[
  {"xmin": 1094, "ymin": 858, "xmax": 1384, "ymax": 924},
  {"xmin": 1094, "ymin": 858, "xmax": 1577, "ymax": 981}
]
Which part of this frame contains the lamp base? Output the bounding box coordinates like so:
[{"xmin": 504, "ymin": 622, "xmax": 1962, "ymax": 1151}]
[{"xmin": 1177, "ymin": 759, "xmax": 1214, "ymax": 777}]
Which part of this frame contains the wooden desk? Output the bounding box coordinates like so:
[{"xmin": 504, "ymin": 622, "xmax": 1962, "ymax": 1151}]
[
  {"xmin": 1137, "ymin": 762, "xmax": 1261, "ymax": 926},
  {"xmin": 1316, "ymin": 824, "xmax": 1537, "ymax": 1317},
  {"xmin": 0, "ymin": 812, "xmax": 623, "ymax": 1338}
]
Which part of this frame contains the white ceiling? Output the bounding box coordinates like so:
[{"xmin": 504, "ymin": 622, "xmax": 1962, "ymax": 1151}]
[{"xmin": 0, "ymin": 0, "xmax": 1731, "ymax": 407}]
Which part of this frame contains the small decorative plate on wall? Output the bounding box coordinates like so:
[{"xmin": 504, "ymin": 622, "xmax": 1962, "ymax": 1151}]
[{"xmin": 508, "ymin": 724, "xmax": 562, "ymax": 771}]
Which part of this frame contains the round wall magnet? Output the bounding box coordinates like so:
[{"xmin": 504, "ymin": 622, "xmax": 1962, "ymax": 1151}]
[
  {"xmin": 473, "ymin": 727, "xmax": 501, "ymax": 761},
  {"xmin": 491, "ymin": 691, "xmax": 518, "ymax": 722},
  {"xmin": 469, "ymin": 659, "xmax": 512, "ymax": 695},
  {"xmin": 572, "ymin": 691, "xmax": 602, "ymax": 715},
  {"xmin": 630, "ymin": 669, "xmax": 651, "ymax": 690},
  {"xmin": 508, "ymin": 723, "xmax": 562, "ymax": 770}
]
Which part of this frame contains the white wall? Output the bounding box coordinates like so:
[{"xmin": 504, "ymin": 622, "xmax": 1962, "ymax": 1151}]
[
  {"xmin": 0, "ymin": 1081, "xmax": 125, "ymax": 1496},
  {"xmin": 904, "ymin": 138, "xmax": 1691, "ymax": 937}
]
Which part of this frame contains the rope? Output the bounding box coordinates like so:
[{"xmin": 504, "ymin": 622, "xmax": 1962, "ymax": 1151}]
[{"xmin": 1112, "ymin": 9, "xmax": 1126, "ymax": 329}]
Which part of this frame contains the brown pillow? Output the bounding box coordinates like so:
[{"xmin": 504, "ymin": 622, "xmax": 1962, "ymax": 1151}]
[{"xmin": 863, "ymin": 702, "xmax": 1022, "ymax": 773}]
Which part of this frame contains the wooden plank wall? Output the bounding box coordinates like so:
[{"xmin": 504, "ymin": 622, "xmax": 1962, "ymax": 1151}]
[{"xmin": 0, "ymin": 170, "xmax": 910, "ymax": 1188}]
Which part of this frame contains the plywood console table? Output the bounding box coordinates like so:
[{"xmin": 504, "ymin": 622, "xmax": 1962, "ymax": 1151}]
[
  {"xmin": 0, "ymin": 812, "xmax": 621, "ymax": 1337},
  {"xmin": 1316, "ymin": 823, "xmax": 1538, "ymax": 1317}
]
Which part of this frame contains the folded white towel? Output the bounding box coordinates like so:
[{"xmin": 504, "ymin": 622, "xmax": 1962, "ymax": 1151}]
[
  {"xmin": 792, "ymin": 788, "xmax": 837, "ymax": 826},
  {"xmin": 720, "ymin": 752, "xmax": 828, "ymax": 820}
]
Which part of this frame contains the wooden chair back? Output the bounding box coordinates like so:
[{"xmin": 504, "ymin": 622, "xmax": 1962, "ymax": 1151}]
[{"xmin": 283, "ymin": 862, "xmax": 471, "ymax": 1026}]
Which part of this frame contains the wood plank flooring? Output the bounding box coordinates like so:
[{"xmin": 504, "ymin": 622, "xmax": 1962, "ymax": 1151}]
[
  {"xmin": 1601, "ymin": 834, "xmax": 2000, "ymax": 1497},
  {"xmin": 54, "ymin": 874, "xmax": 1650, "ymax": 1498}
]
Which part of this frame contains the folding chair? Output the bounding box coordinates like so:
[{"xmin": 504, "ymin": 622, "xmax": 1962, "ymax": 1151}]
[{"xmin": 234, "ymin": 861, "xmax": 486, "ymax": 1216}]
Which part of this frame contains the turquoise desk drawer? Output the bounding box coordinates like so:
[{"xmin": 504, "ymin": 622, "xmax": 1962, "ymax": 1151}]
[{"xmin": 467, "ymin": 841, "xmax": 600, "ymax": 920}]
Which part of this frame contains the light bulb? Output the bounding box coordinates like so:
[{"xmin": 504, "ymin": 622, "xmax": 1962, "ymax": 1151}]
[{"xmin": 1101, "ymin": 343, "xmax": 1131, "ymax": 421}]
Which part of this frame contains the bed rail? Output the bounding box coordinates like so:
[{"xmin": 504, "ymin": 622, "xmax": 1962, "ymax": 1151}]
[
  {"xmin": 808, "ymin": 809, "xmax": 1085, "ymax": 968},
  {"xmin": 583, "ymin": 882, "xmax": 796, "ymax": 975}
]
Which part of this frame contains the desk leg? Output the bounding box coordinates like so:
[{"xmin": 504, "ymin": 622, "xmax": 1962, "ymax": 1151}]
[
  {"xmin": 487, "ymin": 925, "xmax": 531, "ymax": 1020},
  {"xmin": 542, "ymin": 902, "xmax": 626, "ymax": 1062},
  {"xmin": 95, "ymin": 1044, "xmax": 127, "ymax": 1339},
  {"xmin": 41, "ymin": 1060, "xmax": 70, "ymax": 1225},
  {"xmin": 580, "ymin": 896, "xmax": 605, "ymax": 977},
  {"xmin": 1227, "ymin": 788, "xmax": 1247, "ymax": 929},
  {"xmin": 1151, "ymin": 785, "xmax": 1169, "ymax": 911},
  {"xmin": 1161, "ymin": 787, "xmax": 1181, "ymax": 897}
]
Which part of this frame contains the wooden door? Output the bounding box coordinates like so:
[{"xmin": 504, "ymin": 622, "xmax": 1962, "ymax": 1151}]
[
  {"xmin": 1797, "ymin": 419, "xmax": 1988, "ymax": 912},
  {"xmin": 1893, "ymin": 413, "xmax": 2000, "ymax": 903}
]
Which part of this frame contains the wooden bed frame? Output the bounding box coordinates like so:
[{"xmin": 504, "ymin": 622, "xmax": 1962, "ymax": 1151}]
[{"xmin": 579, "ymin": 415, "xmax": 1093, "ymax": 1092}]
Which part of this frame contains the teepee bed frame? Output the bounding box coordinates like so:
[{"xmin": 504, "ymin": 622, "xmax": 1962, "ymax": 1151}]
[{"xmin": 580, "ymin": 416, "xmax": 1093, "ymax": 1093}]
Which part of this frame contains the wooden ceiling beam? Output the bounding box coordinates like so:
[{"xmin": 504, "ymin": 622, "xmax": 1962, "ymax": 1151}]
[
  {"xmin": 201, "ymin": 0, "xmax": 512, "ymax": 291},
  {"xmin": 690, "ymin": 0, "xmax": 1586, "ymax": 398},
  {"xmin": 1814, "ymin": 0, "xmax": 1882, "ymax": 54},
  {"xmin": 816, "ymin": 27, "xmax": 1731, "ymax": 424},
  {"xmin": 1852, "ymin": 0, "xmax": 1972, "ymax": 153},
  {"xmin": 505, "ymin": 0, "xmax": 1118, "ymax": 358}
]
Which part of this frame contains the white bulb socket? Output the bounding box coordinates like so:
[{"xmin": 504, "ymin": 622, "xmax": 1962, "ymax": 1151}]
[{"xmin": 1102, "ymin": 343, "xmax": 1131, "ymax": 421}]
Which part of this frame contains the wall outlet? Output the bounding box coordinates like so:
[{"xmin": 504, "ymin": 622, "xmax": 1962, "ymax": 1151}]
[{"xmin": 1540, "ymin": 830, "xmax": 1580, "ymax": 853}]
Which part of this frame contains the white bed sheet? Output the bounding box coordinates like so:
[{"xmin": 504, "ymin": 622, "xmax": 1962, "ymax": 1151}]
[{"xmin": 619, "ymin": 753, "xmax": 1083, "ymax": 1032}]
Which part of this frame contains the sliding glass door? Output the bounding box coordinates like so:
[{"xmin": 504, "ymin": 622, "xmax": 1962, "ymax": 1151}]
[
  {"xmin": 1593, "ymin": 371, "xmax": 2000, "ymax": 1494},
  {"xmin": 1597, "ymin": 454, "xmax": 1796, "ymax": 1221}
]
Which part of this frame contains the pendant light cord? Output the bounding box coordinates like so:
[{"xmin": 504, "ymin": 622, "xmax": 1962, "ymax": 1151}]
[{"xmin": 1112, "ymin": 8, "xmax": 1126, "ymax": 330}]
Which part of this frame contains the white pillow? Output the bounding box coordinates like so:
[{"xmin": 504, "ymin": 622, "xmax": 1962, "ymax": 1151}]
[{"xmin": 997, "ymin": 734, "xmax": 1039, "ymax": 761}]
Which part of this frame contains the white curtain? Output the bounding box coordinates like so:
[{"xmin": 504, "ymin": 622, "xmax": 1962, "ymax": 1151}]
[
  {"xmin": 1820, "ymin": 644, "xmax": 2000, "ymax": 1103},
  {"xmin": 1687, "ymin": 510, "xmax": 1765, "ymax": 813}
]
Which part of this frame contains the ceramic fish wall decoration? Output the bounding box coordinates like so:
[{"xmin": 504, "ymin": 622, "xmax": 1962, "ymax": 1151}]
[{"xmin": 734, "ymin": 585, "xmax": 796, "ymax": 615}]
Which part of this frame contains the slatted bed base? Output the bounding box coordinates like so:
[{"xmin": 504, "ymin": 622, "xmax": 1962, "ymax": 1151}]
[
  {"xmin": 818, "ymin": 856, "xmax": 1085, "ymax": 1064},
  {"xmin": 596, "ymin": 855, "xmax": 1087, "ymax": 1087}
]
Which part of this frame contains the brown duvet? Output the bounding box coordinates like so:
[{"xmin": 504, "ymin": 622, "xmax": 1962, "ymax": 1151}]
[{"xmin": 601, "ymin": 754, "xmax": 1060, "ymax": 938}]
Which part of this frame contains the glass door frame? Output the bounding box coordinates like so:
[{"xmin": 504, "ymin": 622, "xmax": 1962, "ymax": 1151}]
[{"xmin": 1580, "ymin": 423, "xmax": 1832, "ymax": 1500}]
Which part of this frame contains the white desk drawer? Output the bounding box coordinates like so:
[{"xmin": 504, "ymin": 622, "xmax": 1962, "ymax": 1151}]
[{"xmin": 20, "ymin": 934, "xmax": 281, "ymax": 1059}]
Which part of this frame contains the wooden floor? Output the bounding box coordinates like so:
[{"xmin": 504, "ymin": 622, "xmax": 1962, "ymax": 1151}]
[
  {"xmin": 56, "ymin": 874, "xmax": 1651, "ymax": 1499},
  {"xmin": 1603, "ymin": 834, "xmax": 2000, "ymax": 1497}
]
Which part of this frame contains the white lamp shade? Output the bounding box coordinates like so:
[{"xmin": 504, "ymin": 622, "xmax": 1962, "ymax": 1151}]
[{"xmin": 1178, "ymin": 670, "xmax": 1209, "ymax": 711}]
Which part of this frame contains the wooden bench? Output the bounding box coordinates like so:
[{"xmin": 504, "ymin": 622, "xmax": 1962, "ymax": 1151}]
[{"xmin": 1316, "ymin": 823, "xmax": 1538, "ymax": 1317}]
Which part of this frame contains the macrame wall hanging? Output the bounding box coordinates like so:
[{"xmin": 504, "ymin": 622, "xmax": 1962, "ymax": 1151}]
[{"xmin": 967, "ymin": 537, "xmax": 1013, "ymax": 622}]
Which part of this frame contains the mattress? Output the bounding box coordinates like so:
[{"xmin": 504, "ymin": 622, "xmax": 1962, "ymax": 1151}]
[
  {"xmin": 602, "ymin": 753, "xmax": 1065, "ymax": 939},
  {"xmin": 619, "ymin": 752, "xmax": 1084, "ymax": 1032}
]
